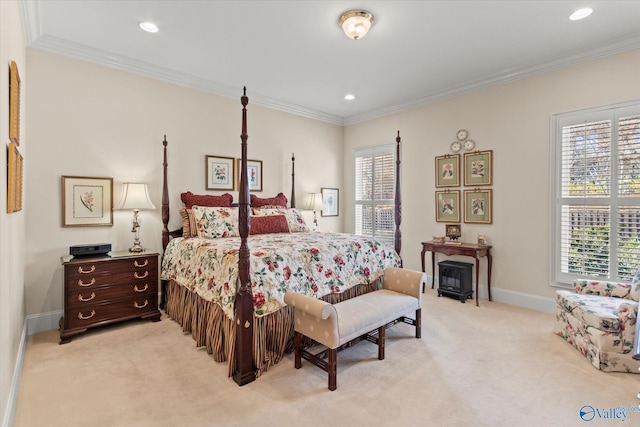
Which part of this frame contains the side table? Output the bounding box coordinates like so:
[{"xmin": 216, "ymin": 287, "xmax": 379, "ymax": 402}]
[{"xmin": 420, "ymin": 241, "xmax": 493, "ymax": 306}]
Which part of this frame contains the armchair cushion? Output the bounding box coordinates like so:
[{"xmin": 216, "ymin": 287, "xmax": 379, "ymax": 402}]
[{"xmin": 573, "ymin": 279, "xmax": 631, "ymax": 298}]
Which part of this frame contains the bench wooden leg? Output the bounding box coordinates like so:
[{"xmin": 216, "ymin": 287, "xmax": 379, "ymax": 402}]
[
  {"xmin": 415, "ymin": 308, "xmax": 422, "ymax": 339},
  {"xmin": 328, "ymin": 348, "xmax": 337, "ymax": 391},
  {"xmin": 294, "ymin": 331, "xmax": 302, "ymax": 369},
  {"xmin": 377, "ymin": 325, "xmax": 386, "ymax": 360}
]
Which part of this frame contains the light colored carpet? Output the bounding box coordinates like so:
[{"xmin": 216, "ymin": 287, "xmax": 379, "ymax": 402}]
[{"xmin": 13, "ymin": 290, "xmax": 640, "ymax": 426}]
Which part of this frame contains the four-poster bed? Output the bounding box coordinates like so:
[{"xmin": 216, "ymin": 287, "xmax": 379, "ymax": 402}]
[{"xmin": 160, "ymin": 88, "xmax": 403, "ymax": 385}]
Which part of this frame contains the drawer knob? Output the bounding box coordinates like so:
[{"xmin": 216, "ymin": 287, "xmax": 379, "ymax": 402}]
[
  {"xmin": 78, "ymin": 292, "xmax": 96, "ymax": 302},
  {"xmin": 78, "ymin": 265, "xmax": 96, "ymax": 274},
  {"xmin": 134, "ymin": 300, "xmax": 149, "ymax": 309},
  {"xmin": 78, "ymin": 310, "xmax": 96, "ymax": 320},
  {"xmin": 134, "ymin": 284, "xmax": 149, "ymax": 293},
  {"xmin": 134, "ymin": 259, "xmax": 149, "ymax": 268},
  {"xmin": 78, "ymin": 278, "xmax": 96, "ymax": 287},
  {"xmin": 134, "ymin": 271, "xmax": 149, "ymax": 279}
]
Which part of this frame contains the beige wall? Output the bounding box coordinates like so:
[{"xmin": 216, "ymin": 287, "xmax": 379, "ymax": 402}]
[
  {"xmin": 0, "ymin": 0, "xmax": 26, "ymax": 424},
  {"xmin": 344, "ymin": 49, "xmax": 640, "ymax": 309},
  {"xmin": 24, "ymin": 49, "xmax": 343, "ymax": 319}
]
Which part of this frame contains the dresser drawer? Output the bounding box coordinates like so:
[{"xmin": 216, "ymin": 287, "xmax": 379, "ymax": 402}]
[
  {"xmin": 66, "ymin": 281, "xmax": 158, "ymax": 308},
  {"xmin": 65, "ymin": 293, "xmax": 158, "ymax": 331},
  {"xmin": 65, "ymin": 257, "xmax": 158, "ymax": 291}
]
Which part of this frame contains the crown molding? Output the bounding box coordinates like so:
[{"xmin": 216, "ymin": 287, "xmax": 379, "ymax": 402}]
[{"xmin": 343, "ymin": 34, "xmax": 640, "ymax": 125}]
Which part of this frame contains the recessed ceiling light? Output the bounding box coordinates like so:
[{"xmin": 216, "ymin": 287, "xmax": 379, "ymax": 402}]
[
  {"xmin": 344, "ymin": 94, "xmax": 355, "ymax": 101},
  {"xmin": 569, "ymin": 8, "xmax": 593, "ymax": 21},
  {"xmin": 139, "ymin": 22, "xmax": 159, "ymax": 33}
]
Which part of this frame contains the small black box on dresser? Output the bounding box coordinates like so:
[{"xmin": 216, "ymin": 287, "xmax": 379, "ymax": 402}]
[{"xmin": 437, "ymin": 260, "xmax": 473, "ymax": 303}]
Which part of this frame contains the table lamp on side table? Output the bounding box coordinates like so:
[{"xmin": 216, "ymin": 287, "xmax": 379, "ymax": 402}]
[
  {"xmin": 306, "ymin": 192, "xmax": 323, "ymax": 231},
  {"xmin": 115, "ymin": 183, "xmax": 156, "ymax": 253}
]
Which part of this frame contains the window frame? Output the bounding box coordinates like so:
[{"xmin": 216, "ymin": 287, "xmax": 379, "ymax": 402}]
[
  {"xmin": 550, "ymin": 99, "xmax": 640, "ymax": 288},
  {"xmin": 353, "ymin": 143, "xmax": 396, "ymax": 246}
]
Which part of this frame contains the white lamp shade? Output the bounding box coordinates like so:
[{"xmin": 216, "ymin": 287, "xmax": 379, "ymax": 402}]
[
  {"xmin": 115, "ymin": 183, "xmax": 156, "ymax": 210},
  {"xmin": 306, "ymin": 193, "xmax": 323, "ymax": 211}
]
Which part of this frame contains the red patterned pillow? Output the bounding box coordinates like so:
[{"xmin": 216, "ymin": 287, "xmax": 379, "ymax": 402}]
[
  {"xmin": 250, "ymin": 215, "xmax": 290, "ymax": 235},
  {"xmin": 250, "ymin": 193, "xmax": 287, "ymax": 208},
  {"xmin": 181, "ymin": 191, "xmax": 233, "ymax": 209}
]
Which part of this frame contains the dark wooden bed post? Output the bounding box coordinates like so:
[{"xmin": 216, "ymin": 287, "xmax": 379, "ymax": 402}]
[
  {"xmin": 160, "ymin": 135, "xmax": 170, "ymax": 309},
  {"xmin": 395, "ymin": 131, "xmax": 402, "ymax": 260},
  {"xmin": 233, "ymin": 87, "xmax": 256, "ymax": 386},
  {"xmin": 291, "ymin": 153, "xmax": 296, "ymax": 208}
]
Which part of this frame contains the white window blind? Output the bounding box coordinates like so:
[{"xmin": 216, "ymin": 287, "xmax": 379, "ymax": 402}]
[
  {"xmin": 552, "ymin": 101, "xmax": 640, "ymax": 286},
  {"xmin": 354, "ymin": 144, "xmax": 395, "ymax": 246}
]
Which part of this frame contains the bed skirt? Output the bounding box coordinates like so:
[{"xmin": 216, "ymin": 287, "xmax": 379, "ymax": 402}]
[{"xmin": 164, "ymin": 278, "xmax": 383, "ymax": 377}]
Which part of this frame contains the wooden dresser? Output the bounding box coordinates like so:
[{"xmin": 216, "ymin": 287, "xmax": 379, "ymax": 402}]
[{"xmin": 59, "ymin": 251, "xmax": 161, "ymax": 344}]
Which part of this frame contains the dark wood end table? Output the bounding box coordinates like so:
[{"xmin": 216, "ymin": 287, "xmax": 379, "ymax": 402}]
[{"xmin": 420, "ymin": 241, "xmax": 493, "ymax": 306}]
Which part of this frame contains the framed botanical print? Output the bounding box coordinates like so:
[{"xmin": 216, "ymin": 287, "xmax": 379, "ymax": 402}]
[
  {"xmin": 9, "ymin": 61, "xmax": 21, "ymax": 145},
  {"xmin": 206, "ymin": 155, "xmax": 235, "ymax": 191},
  {"xmin": 435, "ymin": 190, "xmax": 460, "ymax": 223},
  {"xmin": 62, "ymin": 176, "xmax": 113, "ymax": 227},
  {"xmin": 236, "ymin": 159, "xmax": 263, "ymax": 192},
  {"xmin": 464, "ymin": 150, "xmax": 493, "ymax": 186},
  {"xmin": 7, "ymin": 142, "xmax": 22, "ymax": 213},
  {"xmin": 464, "ymin": 189, "xmax": 492, "ymax": 224},
  {"xmin": 321, "ymin": 187, "xmax": 339, "ymax": 217},
  {"xmin": 435, "ymin": 154, "xmax": 460, "ymax": 187}
]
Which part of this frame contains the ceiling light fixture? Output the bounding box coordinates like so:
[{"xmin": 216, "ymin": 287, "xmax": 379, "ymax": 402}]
[
  {"xmin": 139, "ymin": 21, "xmax": 159, "ymax": 33},
  {"xmin": 339, "ymin": 10, "xmax": 374, "ymax": 40},
  {"xmin": 569, "ymin": 8, "xmax": 593, "ymax": 21}
]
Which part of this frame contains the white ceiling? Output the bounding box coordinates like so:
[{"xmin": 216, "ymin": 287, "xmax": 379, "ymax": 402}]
[{"xmin": 19, "ymin": 0, "xmax": 640, "ymax": 125}]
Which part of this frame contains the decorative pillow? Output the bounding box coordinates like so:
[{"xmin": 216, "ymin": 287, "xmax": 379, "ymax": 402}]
[
  {"xmin": 250, "ymin": 215, "xmax": 290, "ymax": 235},
  {"xmin": 252, "ymin": 208, "xmax": 310, "ymax": 233},
  {"xmin": 179, "ymin": 208, "xmax": 198, "ymax": 238},
  {"xmin": 181, "ymin": 191, "xmax": 233, "ymax": 209},
  {"xmin": 250, "ymin": 193, "xmax": 288, "ymax": 208},
  {"xmin": 630, "ymin": 267, "xmax": 640, "ymax": 302},
  {"xmin": 191, "ymin": 206, "xmax": 239, "ymax": 238}
]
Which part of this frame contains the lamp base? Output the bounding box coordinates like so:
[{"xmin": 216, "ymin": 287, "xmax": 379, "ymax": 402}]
[{"xmin": 129, "ymin": 242, "xmax": 145, "ymax": 253}]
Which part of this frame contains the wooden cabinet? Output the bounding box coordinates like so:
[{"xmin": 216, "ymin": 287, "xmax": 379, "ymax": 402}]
[{"xmin": 59, "ymin": 252, "xmax": 161, "ymax": 344}]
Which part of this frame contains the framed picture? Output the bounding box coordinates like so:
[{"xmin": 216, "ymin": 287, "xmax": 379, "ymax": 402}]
[
  {"xmin": 9, "ymin": 61, "xmax": 20, "ymax": 145},
  {"xmin": 464, "ymin": 150, "xmax": 493, "ymax": 186},
  {"xmin": 464, "ymin": 189, "xmax": 493, "ymax": 224},
  {"xmin": 62, "ymin": 176, "xmax": 113, "ymax": 227},
  {"xmin": 6, "ymin": 142, "xmax": 23, "ymax": 213},
  {"xmin": 236, "ymin": 159, "xmax": 263, "ymax": 192},
  {"xmin": 435, "ymin": 154, "xmax": 460, "ymax": 187},
  {"xmin": 206, "ymin": 155, "xmax": 235, "ymax": 191},
  {"xmin": 435, "ymin": 190, "xmax": 460, "ymax": 223},
  {"xmin": 321, "ymin": 187, "xmax": 339, "ymax": 217}
]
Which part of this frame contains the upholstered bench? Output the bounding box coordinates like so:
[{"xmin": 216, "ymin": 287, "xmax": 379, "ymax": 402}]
[{"xmin": 284, "ymin": 267, "xmax": 426, "ymax": 391}]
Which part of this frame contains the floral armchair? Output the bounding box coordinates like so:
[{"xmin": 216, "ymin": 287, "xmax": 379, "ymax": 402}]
[{"xmin": 554, "ymin": 268, "xmax": 640, "ymax": 373}]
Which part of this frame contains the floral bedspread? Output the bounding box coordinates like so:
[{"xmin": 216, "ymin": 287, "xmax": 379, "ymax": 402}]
[{"xmin": 161, "ymin": 232, "xmax": 400, "ymax": 319}]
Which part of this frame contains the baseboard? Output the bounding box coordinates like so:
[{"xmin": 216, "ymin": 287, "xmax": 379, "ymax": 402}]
[
  {"xmin": 488, "ymin": 287, "xmax": 556, "ymax": 313},
  {"xmin": 26, "ymin": 310, "xmax": 63, "ymax": 335},
  {"xmin": 428, "ymin": 275, "xmax": 556, "ymax": 313},
  {"xmin": 2, "ymin": 320, "xmax": 27, "ymax": 427}
]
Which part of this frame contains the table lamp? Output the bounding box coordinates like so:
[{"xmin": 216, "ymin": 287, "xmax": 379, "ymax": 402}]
[
  {"xmin": 306, "ymin": 192, "xmax": 323, "ymax": 230},
  {"xmin": 115, "ymin": 183, "xmax": 156, "ymax": 252}
]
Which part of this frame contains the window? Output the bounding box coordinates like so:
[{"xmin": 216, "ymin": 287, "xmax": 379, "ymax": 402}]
[
  {"xmin": 551, "ymin": 101, "xmax": 640, "ymax": 286},
  {"xmin": 354, "ymin": 144, "xmax": 396, "ymax": 246}
]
